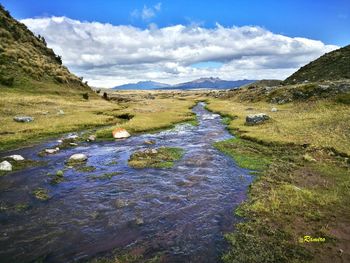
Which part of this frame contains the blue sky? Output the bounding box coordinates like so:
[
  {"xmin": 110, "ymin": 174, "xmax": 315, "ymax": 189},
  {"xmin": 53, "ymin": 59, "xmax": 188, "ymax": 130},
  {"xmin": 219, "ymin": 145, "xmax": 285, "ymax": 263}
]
[
  {"xmin": 1, "ymin": 1, "xmax": 348, "ymax": 86},
  {"xmin": 3, "ymin": 0, "xmax": 349, "ymax": 46}
]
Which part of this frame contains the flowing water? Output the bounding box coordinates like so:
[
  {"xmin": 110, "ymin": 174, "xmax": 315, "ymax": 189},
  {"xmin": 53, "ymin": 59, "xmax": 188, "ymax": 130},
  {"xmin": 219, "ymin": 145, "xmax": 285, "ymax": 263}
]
[{"xmin": 0, "ymin": 102, "xmax": 253, "ymax": 262}]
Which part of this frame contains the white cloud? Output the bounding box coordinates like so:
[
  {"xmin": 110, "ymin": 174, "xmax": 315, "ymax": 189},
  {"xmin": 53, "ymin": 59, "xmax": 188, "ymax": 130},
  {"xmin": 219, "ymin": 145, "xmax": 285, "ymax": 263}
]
[
  {"xmin": 21, "ymin": 17, "xmax": 338, "ymax": 87},
  {"xmin": 131, "ymin": 3, "xmax": 162, "ymax": 21}
]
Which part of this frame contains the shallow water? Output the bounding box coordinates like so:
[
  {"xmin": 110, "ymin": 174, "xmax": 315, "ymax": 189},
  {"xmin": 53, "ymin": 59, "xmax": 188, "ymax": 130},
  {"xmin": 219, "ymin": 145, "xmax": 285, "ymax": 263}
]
[{"xmin": 0, "ymin": 102, "xmax": 253, "ymax": 262}]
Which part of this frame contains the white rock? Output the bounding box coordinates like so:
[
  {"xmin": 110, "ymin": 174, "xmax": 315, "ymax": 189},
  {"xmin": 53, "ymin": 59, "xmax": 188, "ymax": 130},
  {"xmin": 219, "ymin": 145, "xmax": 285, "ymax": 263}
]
[
  {"xmin": 7, "ymin": 155, "xmax": 24, "ymax": 161},
  {"xmin": 69, "ymin": 153, "xmax": 87, "ymax": 162},
  {"xmin": 112, "ymin": 128, "xmax": 130, "ymax": 139},
  {"xmin": 66, "ymin": 134, "xmax": 78, "ymax": 139},
  {"xmin": 57, "ymin": 139, "xmax": 63, "ymax": 143},
  {"xmin": 87, "ymin": 135, "xmax": 96, "ymax": 142},
  {"xmin": 0, "ymin": 161, "xmax": 12, "ymax": 171},
  {"xmin": 271, "ymin": 107, "xmax": 278, "ymax": 112},
  {"xmin": 57, "ymin": 110, "xmax": 65, "ymax": 115},
  {"xmin": 69, "ymin": 143, "xmax": 78, "ymax": 146},
  {"xmin": 151, "ymin": 149, "xmax": 158, "ymax": 154},
  {"xmin": 45, "ymin": 147, "xmax": 59, "ymax": 154}
]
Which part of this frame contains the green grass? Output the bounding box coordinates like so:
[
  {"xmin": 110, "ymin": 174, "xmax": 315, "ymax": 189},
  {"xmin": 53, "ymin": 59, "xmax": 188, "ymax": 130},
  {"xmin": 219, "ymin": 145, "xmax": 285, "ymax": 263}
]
[
  {"xmin": 128, "ymin": 147, "xmax": 184, "ymax": 169},
  {"xmin": 214, "ymin": 137, "xmax": 272, "ymax": 170},
  {"xmin": 213, "ymin": 135, "xmax": 350, "ymax": 262}
]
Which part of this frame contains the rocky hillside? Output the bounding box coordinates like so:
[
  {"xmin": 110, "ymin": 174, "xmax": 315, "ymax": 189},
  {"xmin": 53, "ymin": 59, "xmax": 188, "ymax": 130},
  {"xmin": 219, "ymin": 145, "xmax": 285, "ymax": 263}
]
[
  {"xmin": 0, "ymin": 4, "xmax": 86, "ymax": 88},
  {"xmin": 284, "ymin": 44, "xmax": 350, "ymax": 84}
]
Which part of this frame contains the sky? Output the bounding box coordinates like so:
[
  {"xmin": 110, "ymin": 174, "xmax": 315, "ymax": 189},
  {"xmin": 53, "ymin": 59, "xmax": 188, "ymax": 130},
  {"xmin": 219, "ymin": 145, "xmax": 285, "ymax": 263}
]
[{"xmin": 2, "ymin": 0, "xmax": 349, "ymax": 87}]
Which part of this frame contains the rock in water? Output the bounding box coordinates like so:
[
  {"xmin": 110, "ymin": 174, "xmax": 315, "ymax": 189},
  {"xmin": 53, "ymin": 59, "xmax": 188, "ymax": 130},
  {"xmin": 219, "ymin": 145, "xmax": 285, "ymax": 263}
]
[
  {"xmin": 45, "ymin": 147, "xmax": 60, "ymax": 154},
  {"xmin": 0, "ymin": 161, "xmax": 12, "ymax": 171},
  {"xmin": 112, "ymin": 128, "xmax": 130, "ymax": 139},
  {"xmin": 87, "ymin": 135, "xmax": 96, "ymax": 142},
  {"xmin": 246, "ymin": 113, "xmax": 270, "ymax": 125},
  {"xmin": 13, "ymin": 116, "xmax": 34, "ymax": 123},
  {"xmin": 6, "ymin": 155, "xmax": 24, "ymax": 161},
  {"xmin": 69, "ymin": 153, "xmax": 88, "ymax": 162}
]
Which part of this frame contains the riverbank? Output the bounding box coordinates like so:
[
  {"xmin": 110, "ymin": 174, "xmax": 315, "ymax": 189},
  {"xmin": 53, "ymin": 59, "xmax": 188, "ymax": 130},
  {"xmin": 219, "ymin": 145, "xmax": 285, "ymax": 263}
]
[
  {"xmin": 0, "ymin": 84, "xmax": 201, "ymax": 151},
  {"xmin": 206, "ymin": 97, "xmax": 350, "ymax": 262}
]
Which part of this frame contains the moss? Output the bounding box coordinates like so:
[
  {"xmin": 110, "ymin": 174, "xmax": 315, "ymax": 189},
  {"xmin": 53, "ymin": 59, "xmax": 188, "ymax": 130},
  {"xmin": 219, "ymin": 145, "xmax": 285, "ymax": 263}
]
[
  {"xmin": 0, "ymin": 158, "xmax": 44, "ymax": 176},
  {"xmin": 32, "ymin": 188, "xmax": 49, "ymax": 201},
  {"xmin": 128, "ymin": 147, "xmax": 184, "ymax": 169},
  {"xmin": 76, "ymin": 165, "xmax": 96, "ymax": 172},
  {"xmin": 90, "ymin": 171, "xmax": 121, "ymax": 180}
]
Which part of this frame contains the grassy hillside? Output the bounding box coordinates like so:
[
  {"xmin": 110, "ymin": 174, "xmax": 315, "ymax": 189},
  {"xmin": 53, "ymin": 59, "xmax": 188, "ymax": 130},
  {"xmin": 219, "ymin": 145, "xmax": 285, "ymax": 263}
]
[
  {"xmin": 0, "ymin": 4, "xmax": 86, "ymax": 87},
  {"xmin": 284, "ymin": 45, "xmax": 350, "ymax": 84}
]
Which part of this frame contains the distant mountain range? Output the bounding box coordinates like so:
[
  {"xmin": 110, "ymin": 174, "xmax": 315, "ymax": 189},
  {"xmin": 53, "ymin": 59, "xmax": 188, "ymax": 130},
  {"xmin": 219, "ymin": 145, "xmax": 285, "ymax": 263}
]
[{"xmin": 113, "ymin": 77, "xmax": 256, "ymax": 90}]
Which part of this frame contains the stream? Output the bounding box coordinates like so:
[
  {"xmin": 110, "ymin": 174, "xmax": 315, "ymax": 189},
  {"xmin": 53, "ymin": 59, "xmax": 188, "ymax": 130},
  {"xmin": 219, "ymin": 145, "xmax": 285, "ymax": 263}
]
[{"xmin": 0, "ymin": 102, "xmax": 253, "ymax": 262}]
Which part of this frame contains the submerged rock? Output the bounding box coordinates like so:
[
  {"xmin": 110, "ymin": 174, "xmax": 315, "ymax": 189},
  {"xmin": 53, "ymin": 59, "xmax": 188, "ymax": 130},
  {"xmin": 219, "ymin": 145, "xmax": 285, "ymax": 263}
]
[
  {"xmin": 245, "ymin": 113, "xmax": 270, "ymax": 125},
  {"xmin": 0, "ymin": 161, "xmax": 12, "ymax": 171},
  {"xmin": 144, "ymin": 140, "xmax": 155, "ymax": 145},
  {"xmin": 69, "ymin": 153, "xmax": 88, "ymax": 162},
  {"xmin": 6, "ymin": 155, "xmax": 24, "ymax": 161},
  {"xmin": 13, "ymin": 116, "xmax": 34, "ymax": 123},
  {"xmin": 112, "ymin": 128, "xmax": 130, "ymax": 139}
]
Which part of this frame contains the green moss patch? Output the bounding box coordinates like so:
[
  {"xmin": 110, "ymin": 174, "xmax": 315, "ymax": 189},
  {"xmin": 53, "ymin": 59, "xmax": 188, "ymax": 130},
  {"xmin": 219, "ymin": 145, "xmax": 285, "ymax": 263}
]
[
  {"xmin": 32, "ymin": 188, "xmax": 49, "ymax": 201},
  {"xmin": 128, "ymin": 147, "xmax": 184, "ymax": 169}
]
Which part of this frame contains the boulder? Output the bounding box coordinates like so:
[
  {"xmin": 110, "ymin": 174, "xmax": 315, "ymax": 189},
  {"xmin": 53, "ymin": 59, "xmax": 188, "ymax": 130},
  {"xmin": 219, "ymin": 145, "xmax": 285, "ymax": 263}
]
[
  {"xmin": 112, "ymin": 128, "xmax": 130, "ymax": 139},
  {"xmin": 151, "ymin": 149, "xmax": 158, "ymax": 154},
  {"xmin": 45, "ymin": 147, "xmax": 60, "ymax": 154},
  {"xmin": 0, "ymin": 161, "xmax": 12, "ymax": 171},
  {"xmin": 271, "ymin": 107, "xmax": 278, "ymax": 112},
  {"xmin": 69, "ymin": 153, "xmax": 88, "ymax": 162},
  {"xmin": 13, "ymin": 116, "xmax": 34, "ymax": 123},
  {"xmin": 246, "ymin": 113, "xmax": 270, "ymax": 125},
  {"xmin": 87, "ymin": 135, "xmax": 96, "ymax": 142},
  {"xmin": 7, "ymin": 155, "xmax": 24, "ymax": 161}
]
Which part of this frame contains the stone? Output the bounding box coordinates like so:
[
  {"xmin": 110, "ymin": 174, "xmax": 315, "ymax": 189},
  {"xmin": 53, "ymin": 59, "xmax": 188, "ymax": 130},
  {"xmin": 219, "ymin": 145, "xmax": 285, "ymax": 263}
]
[
  {"xmin": 87, "ymin": 135, "xmax": 96, "ymax": 142},
  {"xmin": 66, "ymin": 134, "xmax": 78, "ymax": 140},
  {"xmin": 13, "ymin": 116, "xmax": 34, "ymax": 123},
  {"xmin": 112, "ymin": 128, "xmax": 130, "ymax": 139},
  {"xmin": 271, "ymin": 107, "xmax": 278, "ymax": 112},
  {"xmin": 57, "ymin": 139, "xmax": 63, "ymax": 143},
  {"xmin": 57, "ymin": 110, "xmax": 65, "ymax": 115},
  {"xmin": 144, "ymin": 140, "xmax": 155, "ymax": 145},
  {"xmin": 245, "ymin": 113, "xmax": 270, "ymax": 125},
  {"xmin": 7, "ymin": 155, "xmax": 24, "ymax": 161},
  {"xmin": 69, "ymin": 153, "xmax": 88, "ymax": 162},
  {"xmin": 151, "ymin": 149, "xmax": 158, "ymax": 154},
  {"xmin": 45, "ymin": 147, "xmax": 59, "ymax": 154},
  {"xmin": 69, "ymin": 143, "xmax": 78, "ymax": 146},
  {"xmin": 0, "ymin": 161, "xmax": 12, "ymax": 171}
]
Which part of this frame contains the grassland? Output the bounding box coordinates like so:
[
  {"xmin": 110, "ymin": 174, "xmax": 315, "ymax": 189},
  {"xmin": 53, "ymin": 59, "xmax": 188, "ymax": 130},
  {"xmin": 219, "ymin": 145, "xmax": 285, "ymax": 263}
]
[
  {"xmin": 0, "ymin": 84, "xmax": 201, "ymax": 151},
  {"xmin": 206, "ymin": 98, "xmax": 350, "ymax": 155},
  {"xmin": 206, "ymin": 87, "xmax": 350, "ymax": 262}
]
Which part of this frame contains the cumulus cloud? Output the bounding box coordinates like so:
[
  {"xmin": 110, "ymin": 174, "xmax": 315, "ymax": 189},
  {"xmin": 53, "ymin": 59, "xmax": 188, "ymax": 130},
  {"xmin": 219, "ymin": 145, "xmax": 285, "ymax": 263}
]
[{"xmin": 21, "ymin": 16, "xmax": 338, "ymax": 87}]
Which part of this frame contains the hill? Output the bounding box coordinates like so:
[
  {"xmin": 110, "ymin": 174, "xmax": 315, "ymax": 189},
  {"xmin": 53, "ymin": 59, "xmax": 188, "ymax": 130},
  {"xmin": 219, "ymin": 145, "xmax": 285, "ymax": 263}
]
[
  {"xmin": 113, "ymin": 81, "xmax": 170, "ymax": 90},
  {"xmin": 0, "ymin": 5, "xmax": 88, "ymax": 88},
  {"xmin": 284, "ymin": 44, "xmax": 350, "ymax": 84}
]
